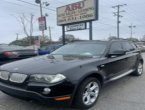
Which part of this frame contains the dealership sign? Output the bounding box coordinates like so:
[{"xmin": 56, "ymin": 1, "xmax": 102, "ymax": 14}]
[
  {"xmin": 66, "ymin": 23, "xmax": 86, "ymax": 31},
  {"xmin": 38, "ymin": 16, "xmax": 47, "ymax": 31},
  {"xmin": 57, "ymin": 0, "xmax": 98, "ymax": 26}
]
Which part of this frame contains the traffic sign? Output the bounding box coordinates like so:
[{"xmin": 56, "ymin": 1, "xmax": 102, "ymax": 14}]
[{"xmin": 38, "ymin": 16, "xmax": 47, "ymax": 31}]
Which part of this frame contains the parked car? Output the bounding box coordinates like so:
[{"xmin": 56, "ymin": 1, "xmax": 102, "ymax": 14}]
[
  {"xmin": 0, "ymin": 44, "xmax": 37, "ymax": 65},
  {"xmin": 38, "ymin": 44, "xmax": 62, "ymax": 55},
  {"xmin": 0, "ymin": 40, "xmax": 143, "ymax": 109},
  {"xmin": 136, "ymin": 43, "xmax": 145, "ymax": 52}
]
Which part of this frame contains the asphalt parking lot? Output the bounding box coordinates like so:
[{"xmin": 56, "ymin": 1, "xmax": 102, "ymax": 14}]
[{"xmin": 0, "ymin": 54, "xmax": 145, "ymax": 110}]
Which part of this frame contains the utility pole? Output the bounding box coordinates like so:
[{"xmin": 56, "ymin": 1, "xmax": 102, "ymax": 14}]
[
  {"xmin": 129, "ymin": 24, "xmax": 136, "ymax": 38},
  {"xmin": 89, "ymin": 21, "xmax": 93, "ymax": 40},
  {"xmin": 48, "ymin": 26, "xmax": 52, "ymax": 44},
  {"xmin": 39, "ymin": 0, "xmax": 45, "ymax": 40},
  {"xmin": 35, "ymin": 0, "xmax": 44, "ymax": 37},
  {"xmin": 35, "ymin": 0, "xmax": 49, "ymax": 42},
  {"xmin": 16, "ymin": 33, "xmax": 19, "ymax": 40},
  {"xmin": 112, "ymin": 4, "xmax": 127, "ymax": 39}
]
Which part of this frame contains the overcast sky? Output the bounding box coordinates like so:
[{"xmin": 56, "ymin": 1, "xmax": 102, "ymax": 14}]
[{"xmin": 0, "ymin": 0, "xmax": 145, "ymax": 44}]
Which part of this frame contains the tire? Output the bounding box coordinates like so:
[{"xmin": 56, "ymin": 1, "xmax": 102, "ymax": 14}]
[
  {"xmin": 132, "ymin": 61, "xmax": 143, "ymax": 76},
  {"xmin": 74, "ymin": 77, "xmax": 101, "ymax": 109}
]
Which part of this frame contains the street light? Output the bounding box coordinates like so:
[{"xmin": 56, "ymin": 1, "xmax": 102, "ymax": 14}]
[
  {"xmin": 35, "ymin": 0, "xmax": 50, "ymax": 16},
  {"xmin": 35, "ymin": 0, "xmax": 40, "ymax": 4},
  {"xmin": 129, "ymin": 24, "xmax": 136, "ymax": 38}
]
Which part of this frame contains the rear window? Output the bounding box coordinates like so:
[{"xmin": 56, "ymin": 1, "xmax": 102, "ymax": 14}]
[
  {"xmin": 130, "ymin": 42, "xmax": 137, "ymax": 49},
  {"xmin": 122, "ymin": 42, "xmax": 135, "ymax": 51}
]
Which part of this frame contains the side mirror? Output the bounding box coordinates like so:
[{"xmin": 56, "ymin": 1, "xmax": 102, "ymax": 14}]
[{"xmin": 108, "ymin": 50, "xmax": 126, "ymax": 57}]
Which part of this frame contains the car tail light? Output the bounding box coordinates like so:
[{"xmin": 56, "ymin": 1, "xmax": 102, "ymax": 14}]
[{"xmin": 3, "ymin": 51, "xmax": 19, "ymax": 58}]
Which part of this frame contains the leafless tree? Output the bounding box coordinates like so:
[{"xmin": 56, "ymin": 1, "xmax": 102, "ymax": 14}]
[
  {"xmin": 18, "ymin": 13, "xmax": 35, "ymax": 45},
  {"xmin": 20, "ymin": 13, "xmax": 34, "ymax": 36}
]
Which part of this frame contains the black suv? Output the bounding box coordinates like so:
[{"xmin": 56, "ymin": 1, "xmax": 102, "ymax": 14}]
[{"xmin": 0, "ymin": 40, "xmax": 143, "ymax": 109}]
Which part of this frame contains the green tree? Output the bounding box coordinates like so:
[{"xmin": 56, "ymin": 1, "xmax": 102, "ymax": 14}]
[
  {"xmin": 10, "ymin": 36, "xmax": 51, "ymax": 47},
  {"xmin": 108, "ymin": 36, "xmax": 118, "ymax": 41},
  {"xmin": 59, "ymin": 34, "xmax": 80, "ymax": 43}
]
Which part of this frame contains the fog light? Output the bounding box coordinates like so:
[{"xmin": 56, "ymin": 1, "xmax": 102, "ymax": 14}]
[{"xmin": 42, "ymin": 88, "xmax": 51, "ymax": 95}]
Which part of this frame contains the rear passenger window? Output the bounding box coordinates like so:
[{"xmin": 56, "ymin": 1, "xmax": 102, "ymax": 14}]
[
  {"xmin": 110, "ymin": 42, "xmax": 123, "ymax": 53},
  {"xmin": 130, "ymin": 42, "xmax": 137, "ymax": 49},
  {"xmin": 122, "ymin": 42, "xmax": 134, "ymax": 51}
]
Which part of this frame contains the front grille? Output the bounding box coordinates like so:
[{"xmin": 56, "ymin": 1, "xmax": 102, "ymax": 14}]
[
  {"xmin": 9, "ymin": 73, "xmax": 28, "ymax": 83},
  {"xmin": 0, "ymin": 71, "xmax": 10, "ymax": 80}
]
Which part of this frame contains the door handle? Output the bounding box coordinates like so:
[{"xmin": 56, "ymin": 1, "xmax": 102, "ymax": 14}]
[{"xmin": 100, "ymin": 65, "xmax": 105, "ymax": 68}]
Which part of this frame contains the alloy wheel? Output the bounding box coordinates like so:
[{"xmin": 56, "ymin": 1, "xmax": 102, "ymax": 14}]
[
  {"xmin": 138, "ymin": 62, "xmax": 143, "ymax": 75},
  {"xmin": 82, "ymin": 81, "xmax": 99, "ymax": 106}
]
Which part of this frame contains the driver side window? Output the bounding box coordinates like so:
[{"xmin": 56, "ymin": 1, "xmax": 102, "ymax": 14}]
[{"xmin": 109, "ymin": 42, "xmax": 123, "ymax": 53}]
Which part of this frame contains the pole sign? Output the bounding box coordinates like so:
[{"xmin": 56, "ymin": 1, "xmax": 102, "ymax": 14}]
[
  {"xmin": 38, "ymin": 16, "xmax": 47, "ymax": 31},
  {"xmin": 57, "ymin": 0, "xmax": 98, "ymax": 26},
  {"xmin": 66, "ymin": 23, "xmax": 86, "ymax": 31}
]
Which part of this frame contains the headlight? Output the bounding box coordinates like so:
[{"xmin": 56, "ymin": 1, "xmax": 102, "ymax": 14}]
[
  {"xmin": 30, "ymin": 74, "xmax": 66, "ymax": 83},
  {"xmin": 0, "ymin": 71, "xmax": 10, "ymax": 80}
]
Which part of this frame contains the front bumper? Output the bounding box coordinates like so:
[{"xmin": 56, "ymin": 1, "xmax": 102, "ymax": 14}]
[{"xmin": 0, "ymin": 82, "xmax": 74, "ymax": 107}]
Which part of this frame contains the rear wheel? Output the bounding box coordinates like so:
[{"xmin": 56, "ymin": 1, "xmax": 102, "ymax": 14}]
[
  {"xmin": 74, "ymin": 77, "xmax": 101, "ymax": 109},
  {"xmin": 132, "ymin": 61, "xmax": 143, "ymax": 76}
]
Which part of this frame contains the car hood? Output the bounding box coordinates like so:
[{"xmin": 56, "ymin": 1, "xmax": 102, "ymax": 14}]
[{"xmin": 0, "ymin": 54, "xmax": 100, "ymax": 75}]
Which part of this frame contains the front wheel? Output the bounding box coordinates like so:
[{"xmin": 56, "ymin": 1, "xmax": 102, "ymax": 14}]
[
  {"xmin": 133, "ymin": 61, "xmax": 143, "ymax": 76},
  {"xmin": 74, "ymin": 78, "xmax": 101, "ymax": 109}
]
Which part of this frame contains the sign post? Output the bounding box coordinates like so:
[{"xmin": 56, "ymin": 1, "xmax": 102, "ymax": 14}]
[
  {"xmin": 62, "ymin": 25, "xmax": 65, "ymax": 45},
  {"xmin": 89, "ymin": 21, "xmax": 93, "ymax": 40}
]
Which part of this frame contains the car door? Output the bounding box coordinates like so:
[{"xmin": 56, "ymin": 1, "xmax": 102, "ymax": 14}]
[
  {"xmin": 101, "ymin": 41, "xmax": 128, "ymax": 79},
  {"xmin": 121, "ymin": 41, "xmax": 138, "ymax": 70}
]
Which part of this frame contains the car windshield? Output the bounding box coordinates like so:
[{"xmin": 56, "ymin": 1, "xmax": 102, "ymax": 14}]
[{"xmin": 52, "ymin": 42, "xmax": 107, "ymax": 56}]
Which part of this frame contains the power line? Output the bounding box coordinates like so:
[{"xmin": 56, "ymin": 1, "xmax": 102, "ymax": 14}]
[
  {"xmin": 97, "ymin": 22, "xmax": 116, "ymax": 28},
  {"xmin": 1, "ymin": 0, "xmax": 130, "ymax": 29},
  {"xmin": 126, "ymin": 11, "xmax": 145, "ymax": 26},
  {"xmin": 1, "ymin": 0, "xmax": 145, "ymax": 39},
  {"xmin": 16, "ymin": 0, "xmax": 56, "ymax": 12},
  {"xmin": 0, "ymin": 0, "xmax": 57, "ymax": 18},
  {"xmin": 0, "ymin": 0, "xmax": 40, "ymax": 14},
  {"xmin": 2, "ymin": 0, "xmax": 23, "ymax": 7}
]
